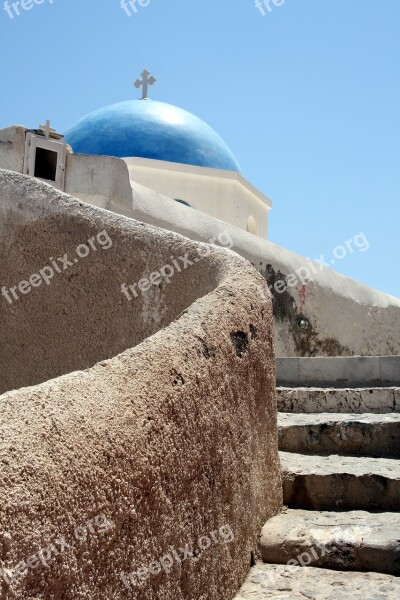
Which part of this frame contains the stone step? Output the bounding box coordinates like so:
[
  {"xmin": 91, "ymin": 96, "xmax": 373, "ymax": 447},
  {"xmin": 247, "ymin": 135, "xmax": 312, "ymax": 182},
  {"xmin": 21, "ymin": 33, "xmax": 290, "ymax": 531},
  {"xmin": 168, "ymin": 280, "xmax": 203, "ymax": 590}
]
[
  {"xmin": 281, "ymin": 452, "xmax": 400, "ymax": 510},
  {"xmin": 234, "ymin": 563, "xmax": 400, "ymax": 599},
  {"xmin": 278, "ymin": 413, "xmax": 400, "ymax": 458},
  {"xmin": 276, "ymin": 386, "xmax": 400, "ymax": 414},
  {"xmin": 259, "ymin": 509, "xmax": 400, "ymax": 575},
  {"xmin": 276, "ymin": 356, "xmax": 400, "ymax": 388}
]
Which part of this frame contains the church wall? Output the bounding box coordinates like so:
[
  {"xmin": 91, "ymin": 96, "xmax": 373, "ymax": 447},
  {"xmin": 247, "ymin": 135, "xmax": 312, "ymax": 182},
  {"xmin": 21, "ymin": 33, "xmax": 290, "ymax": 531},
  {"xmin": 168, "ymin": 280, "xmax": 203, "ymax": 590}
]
[
  {"xmin": 65, "ymin": 153, "xmax": 133, "ymax": 215},
  {"xmin": 0, "ymin": 127, "xmax": 134, "ymax": 219},
  {"xmin": 0, "ymin": 127, "xmax": 270, "ymax": 239},
  {"xmin": 0, "ymin": 125, "xmax": 26, "ymax": 173},
  {"xmin": 125, "ymin": 157, "xmax": 271, "ymax": 238},
  {"xmin": 0, "ymin": 169, "xmax": 282, "ymax": 600}
]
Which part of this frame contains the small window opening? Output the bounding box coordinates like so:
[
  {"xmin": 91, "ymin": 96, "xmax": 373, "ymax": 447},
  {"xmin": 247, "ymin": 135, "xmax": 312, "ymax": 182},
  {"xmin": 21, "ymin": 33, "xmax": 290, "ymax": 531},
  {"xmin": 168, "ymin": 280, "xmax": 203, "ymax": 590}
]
[{"xmin": 34, "ymin": 147, "xmax": 58, "ymax": 181}]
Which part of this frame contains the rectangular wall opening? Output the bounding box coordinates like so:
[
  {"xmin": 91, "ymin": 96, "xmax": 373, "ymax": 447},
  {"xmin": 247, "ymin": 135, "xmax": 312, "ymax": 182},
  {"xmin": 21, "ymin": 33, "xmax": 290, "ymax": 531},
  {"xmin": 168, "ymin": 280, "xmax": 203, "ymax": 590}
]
[{"xmin": 34, "ymin": 147, "xmax": 58, "ymax": 181}]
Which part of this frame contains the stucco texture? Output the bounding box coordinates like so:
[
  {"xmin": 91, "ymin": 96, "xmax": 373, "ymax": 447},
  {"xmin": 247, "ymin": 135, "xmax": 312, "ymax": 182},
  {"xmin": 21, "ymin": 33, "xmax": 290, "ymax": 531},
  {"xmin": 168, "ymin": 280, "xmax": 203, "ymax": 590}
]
[
  {"xmin": 126, "ymin": 180, "xmax": 400, "ymax": 358},
  {"xmin": 0, "ymin": 170, "xmax": 282, "ymax": 599}
]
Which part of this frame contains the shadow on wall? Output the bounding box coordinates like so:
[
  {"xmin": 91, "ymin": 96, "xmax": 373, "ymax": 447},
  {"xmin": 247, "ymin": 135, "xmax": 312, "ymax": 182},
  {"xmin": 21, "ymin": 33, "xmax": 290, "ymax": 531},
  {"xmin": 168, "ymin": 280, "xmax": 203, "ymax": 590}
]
[{"xmin": 0, "ymin": 175, "xmax": 220, "ymax": 395}]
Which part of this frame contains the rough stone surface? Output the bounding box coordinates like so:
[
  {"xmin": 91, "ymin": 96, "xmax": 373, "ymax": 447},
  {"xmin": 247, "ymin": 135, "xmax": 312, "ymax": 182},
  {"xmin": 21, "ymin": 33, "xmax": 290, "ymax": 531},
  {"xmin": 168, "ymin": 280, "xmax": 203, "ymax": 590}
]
[
  {"xmin": 259, "ymin": 509, "xmax": 400, "ymax": 575},
  {"xmin": 0, "ymin": 169, "xmax": 217, "ymax": 395},
  {"xmin": 281, "ymin": 452, "xmax": 400, "ymax": 510},
  {"xmin": 381, "ymin": 356, "xmax": 400, "ymax": 384},
  {"xmin": 0, "ymin": 170, "xmax": 282, "ymax": 599},
  {"xmin": 128, "ymin": 183, "xmax": 400, "ymax": 358},
  {"xmin": 276, "ymin": 387, "xmax": 400, "ymax": 414},
  {"xmin": 278, "ymin": 413, "xmax": 400, "ymax": 457},
  {"xmin": 234, "ymin": 563, "xmax": 400, "ymax": 599}
]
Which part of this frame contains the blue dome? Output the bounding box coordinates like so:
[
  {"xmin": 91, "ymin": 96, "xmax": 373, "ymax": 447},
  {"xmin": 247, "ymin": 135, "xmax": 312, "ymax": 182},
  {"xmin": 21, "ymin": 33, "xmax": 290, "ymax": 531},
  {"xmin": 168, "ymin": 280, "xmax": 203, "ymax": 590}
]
[{"xmin": 64, "ymin": 100, "xmax": 241, "ymax": 173}]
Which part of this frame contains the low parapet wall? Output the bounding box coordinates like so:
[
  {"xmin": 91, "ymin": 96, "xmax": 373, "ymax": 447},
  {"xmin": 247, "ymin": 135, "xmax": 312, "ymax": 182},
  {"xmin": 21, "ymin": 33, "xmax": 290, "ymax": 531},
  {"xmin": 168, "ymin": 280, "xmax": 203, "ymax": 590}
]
[
  {"xmin": 0, "ymin": 170, "xmax": 282, "ymax": 599},
  {"xmin": 127, "ymin": 182, "xmax": 400, "ymax": 358}
]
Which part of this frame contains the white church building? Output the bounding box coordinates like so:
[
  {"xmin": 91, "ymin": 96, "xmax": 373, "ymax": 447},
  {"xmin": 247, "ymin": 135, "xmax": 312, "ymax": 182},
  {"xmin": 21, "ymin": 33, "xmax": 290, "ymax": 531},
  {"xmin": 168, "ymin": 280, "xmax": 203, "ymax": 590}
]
[{"xmin": 0, "ymin": 69, "xmax": 271, "ymax": 239}]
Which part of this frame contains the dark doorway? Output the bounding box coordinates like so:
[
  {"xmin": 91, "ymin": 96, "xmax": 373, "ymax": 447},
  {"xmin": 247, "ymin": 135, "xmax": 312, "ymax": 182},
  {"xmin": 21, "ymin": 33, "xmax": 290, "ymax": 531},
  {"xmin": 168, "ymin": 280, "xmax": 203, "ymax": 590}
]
[{"xmin": 34, "ymin": 147, "xmax": 58, "ymax": 181}]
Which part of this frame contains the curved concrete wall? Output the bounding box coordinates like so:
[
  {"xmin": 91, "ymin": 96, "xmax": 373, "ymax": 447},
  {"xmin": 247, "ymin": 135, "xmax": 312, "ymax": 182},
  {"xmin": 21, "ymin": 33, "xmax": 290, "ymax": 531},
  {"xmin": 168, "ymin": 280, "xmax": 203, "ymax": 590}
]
[
  {"xmin": 0, "ymin": 172, "xmax": 219, "ymax": 395},
  {"xmin": 127, "ymin": 182, "xmax": 400, "ymax": 357},
  {"xmin": 0, "ymin": 170, "xmax": 282, "ymax": 599}
]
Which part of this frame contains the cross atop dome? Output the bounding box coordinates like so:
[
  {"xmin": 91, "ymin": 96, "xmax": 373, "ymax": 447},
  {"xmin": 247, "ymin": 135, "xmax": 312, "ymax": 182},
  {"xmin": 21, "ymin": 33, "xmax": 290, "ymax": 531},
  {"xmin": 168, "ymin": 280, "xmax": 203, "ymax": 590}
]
[{"xmin": 134, "ymin": 69, "xmax": 156, "ymax": 100}]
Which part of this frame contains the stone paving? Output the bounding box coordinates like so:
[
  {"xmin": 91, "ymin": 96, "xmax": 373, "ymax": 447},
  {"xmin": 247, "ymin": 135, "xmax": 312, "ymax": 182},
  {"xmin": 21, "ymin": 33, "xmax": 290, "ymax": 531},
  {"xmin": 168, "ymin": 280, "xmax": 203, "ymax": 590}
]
[{"xmin": 234, "ymin": 564, "xmax": 400, "ymax": 599}]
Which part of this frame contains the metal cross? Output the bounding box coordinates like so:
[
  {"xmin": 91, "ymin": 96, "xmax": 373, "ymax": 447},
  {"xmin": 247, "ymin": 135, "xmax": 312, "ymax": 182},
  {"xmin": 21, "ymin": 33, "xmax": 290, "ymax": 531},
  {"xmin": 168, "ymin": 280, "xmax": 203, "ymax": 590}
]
[
  {"xmin": 39, "ymin": 120, "xmax": 56, "ymax": 139},
  {"xmin": 134, "ymin": 69, "xmax": 156, "ymax": 100}
]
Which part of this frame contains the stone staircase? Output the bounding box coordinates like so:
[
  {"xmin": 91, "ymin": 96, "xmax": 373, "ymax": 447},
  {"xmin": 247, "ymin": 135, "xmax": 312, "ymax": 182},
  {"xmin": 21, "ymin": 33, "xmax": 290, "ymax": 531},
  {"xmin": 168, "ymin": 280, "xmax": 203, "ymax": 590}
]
[{"xmin": 235, "ymin": 358, "xmax": 400, "ymax": 599}]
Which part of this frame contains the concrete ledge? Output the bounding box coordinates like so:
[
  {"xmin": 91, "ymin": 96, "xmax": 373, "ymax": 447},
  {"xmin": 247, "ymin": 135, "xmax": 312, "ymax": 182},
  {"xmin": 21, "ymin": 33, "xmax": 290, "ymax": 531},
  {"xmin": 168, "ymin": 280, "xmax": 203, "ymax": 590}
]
[
  {"xmin": 276, "ymin": 387, "xmax": 400, "ymax": 414},
  {"xmin": 276, "ymin": 356, "xmax": 400, "ymax": 387}
]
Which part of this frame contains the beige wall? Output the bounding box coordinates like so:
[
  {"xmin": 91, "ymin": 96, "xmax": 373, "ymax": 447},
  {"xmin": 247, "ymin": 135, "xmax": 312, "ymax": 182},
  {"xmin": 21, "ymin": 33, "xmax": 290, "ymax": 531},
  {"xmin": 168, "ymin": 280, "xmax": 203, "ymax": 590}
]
[
  {"xmin": 128, "ymin": 181, "xmax": 400, "ymax": 358},
  {"xmin": 65, "ymin": 152, "xmax": 134, "ymax": 217},
  {"xmin": 0, "ymin": 169, "xmax": 282, "ymax": 599},
  {"xmin": 0, "ymin": 125, "xmax": 26, "ymax": 172},
  {"xmin": 124, "ymin": 157, "xmax": 272, "ymax": 238}
]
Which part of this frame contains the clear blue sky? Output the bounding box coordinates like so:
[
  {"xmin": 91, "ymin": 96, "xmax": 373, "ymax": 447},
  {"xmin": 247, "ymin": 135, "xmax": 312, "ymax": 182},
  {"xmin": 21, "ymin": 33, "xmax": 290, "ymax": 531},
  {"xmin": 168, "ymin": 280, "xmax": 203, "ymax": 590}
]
[{"xmin": 1, "ymin": 0, "xmax": 399, "ymax": 297}]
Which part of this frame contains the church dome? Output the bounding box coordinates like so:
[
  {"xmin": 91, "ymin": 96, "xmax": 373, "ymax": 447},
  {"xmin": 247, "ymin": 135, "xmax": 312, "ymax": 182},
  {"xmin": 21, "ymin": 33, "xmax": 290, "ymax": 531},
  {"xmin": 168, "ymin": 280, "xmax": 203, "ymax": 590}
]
[{"xmin": 64, "ymin": 100, "xmax": 241, "ymax": 173}]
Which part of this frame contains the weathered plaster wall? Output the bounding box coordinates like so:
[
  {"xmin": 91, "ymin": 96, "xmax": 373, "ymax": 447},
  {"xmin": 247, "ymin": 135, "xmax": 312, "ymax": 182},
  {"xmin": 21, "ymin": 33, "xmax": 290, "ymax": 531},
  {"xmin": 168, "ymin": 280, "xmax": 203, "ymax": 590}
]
[
  {"xmin": 0, "ymin": 126, "xmax": 25, "ymax": 173},
  {"xmin": 0, "ymin": 127, "xmax": 134, "ymax": 218},
  {"xmin": 124, "ymin": 157, "xmax": 272, "ymax": 238},
  {"xmin": 65, "ymin": 153, "xmax": 133, "ymax": 216},
  {"xmin": 127, "ymin": 182, "xmax": 400, "ymax": 357},
  {"xmin": 0, "ymin": 169, "xmax": 282, "ymax": 599},
  {"xmin": 0, "ymin": 170, "xmax": 223, "ymax": 395}
]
